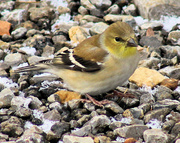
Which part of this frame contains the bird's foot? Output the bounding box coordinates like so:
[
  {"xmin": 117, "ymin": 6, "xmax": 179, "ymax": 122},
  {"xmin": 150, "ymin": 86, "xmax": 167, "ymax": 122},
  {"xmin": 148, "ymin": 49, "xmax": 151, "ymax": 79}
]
[
  {"xmin": 105, "ymin": 90, "xmax": 135, "ymax": 99},
  {"xmin": 81, "ymin": 94, "xmax": 112, "ymax": 107}
]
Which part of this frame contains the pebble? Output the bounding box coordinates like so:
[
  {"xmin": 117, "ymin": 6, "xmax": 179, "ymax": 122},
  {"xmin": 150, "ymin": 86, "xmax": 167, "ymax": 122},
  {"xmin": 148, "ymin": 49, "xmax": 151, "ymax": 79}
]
[
  {"xmin": 43, "ymin": 109, "xmax": 61, "ymax": 121},
  {"xmin": 63, "ymin": 135, "xmax": 94, "ymax": 143},
  {"xmin": 140, "ymin": 22, "xmax": 163, "ymax": 30},
  {"xmin": 89, "ymin": 22, "xmax": 109, "ymax": 35},
  {"xmin": 0, "ymin": 116, "xmax": 24, "ymax": 137},
  {"xmin": 0, "ymin": 20, "xmax": 11, "ymax": 36},
  {"xmin": 11, "ymin": 27, "xmax": 27, "ymax": 40},
  {"xmin": 123, "ymin": 4, "xmax": 137, "ymax": 16},
  {"xmin": 133, "ymin": 0, "xmax": 180, "ymax": 20},
  {"xmin": 16, "ymin": 125, "xmax": 45, "ymax": 143},
  {"xmin": 0, "ymin": 0, "xmax": 179, "ymax": 142},
  {"xmin": 129, "ymin": 67, "xmax": 166, "ymax": 88},
  {"xmin": 69, "ymin": 26, "xmax": 90, "ymax": 44},
  {"xmin": 2, "ymin": 9, "xmax": 28, "ymax": 26},
  {"xmin": 28, "ymin": 7, "xmax": 54, "ymax": 22},
  {"xmin": 0, "ymin": 88, "xmax": 15, "ymax": 108},
  {"xmin": 51, "ymin": 122, "xmax": 70, "ymax": 138},
  {"xmin": 143, "ymin": 129, "xmax": 168, "ymax": 143},
  {"xmin": 105, "ymin": 4, "xmax": 120, "ymax": 14},
  {"xmin": 114, "ymin": 125, "xmax": 148, "ymax": 140},
  {"xmin": 144, "ymin": 108, "xmax": 171, "ymax": 123}
]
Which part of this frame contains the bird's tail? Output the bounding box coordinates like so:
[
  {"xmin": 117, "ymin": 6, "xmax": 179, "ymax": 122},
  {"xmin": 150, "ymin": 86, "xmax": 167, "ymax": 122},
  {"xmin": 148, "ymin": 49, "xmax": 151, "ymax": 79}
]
[{"xmin": 14, "ymin": 65, "xmax": 46, "ymax": 73}]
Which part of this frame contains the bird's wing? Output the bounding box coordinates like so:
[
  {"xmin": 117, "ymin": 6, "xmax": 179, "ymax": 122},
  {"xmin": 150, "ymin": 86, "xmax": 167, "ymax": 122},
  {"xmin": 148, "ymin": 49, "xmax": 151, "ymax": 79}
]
[
  {"xmin": 15, "ymin": 35, "xmax": 108, "ymax": 73},
  {"xmin": 52, "ymin": 34, "xmax": 108, "ymax": 72}
]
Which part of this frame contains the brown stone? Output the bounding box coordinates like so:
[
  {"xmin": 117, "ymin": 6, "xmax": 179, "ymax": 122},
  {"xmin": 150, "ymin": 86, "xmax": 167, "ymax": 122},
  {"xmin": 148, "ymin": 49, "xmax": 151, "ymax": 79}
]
[
  {"xmin": 0, "ymin": 20, "xmax": 11, "ymax": 36},
  {"xmin": 69, "ymin": 26, "xmax": 90, "ymax": 44},
  {"xmin": 160, "ymin": 78, "xmax": 179, "ymax": 90},
  {"xmin": 55, "ymin": 90, "xmax": 81, "ymax": 103},
  {"xmin": 129, "ymin": 67, "xmax": 166, "ymax": 88}
]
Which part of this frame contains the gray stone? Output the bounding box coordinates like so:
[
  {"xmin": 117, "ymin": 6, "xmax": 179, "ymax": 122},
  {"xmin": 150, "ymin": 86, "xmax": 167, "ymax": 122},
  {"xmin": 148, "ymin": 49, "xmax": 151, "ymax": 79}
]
[
  {"xmin": 49, "ymin": 102, "xmax": 63, "ymax": 112},
  {"xmin": 114, "ymin": 125, "xmax": 148, "ymax": 140},
  {"xmin": 42, "ymin": 45, "xmax": 55, "ymax": 57},
  {"xmin": 144, "ymin": 108, "xmax": 171, "ymax": 123},
  {"xmin": 28, "ymin": 7, "xmax": 54, "ymax": 22},
  {"xmin": 154, "ymin": 86, "xmax": 174, "ymax": 101},
  {"xmin": 4, "ymin": 53, "xmax": 26, "ymax": 67},
  {"xmin": 104, "ymin": 14, "xmax": 136, "ymax": 27},
  {"xmin": 140, "ymin": 57, "xmax": 161, "ymax": 69},
  {"xmin": 72, "ymin": 125, "xmax": 92, "ymax": 136},
  {"xmin": 167, "ymin": 30, "xmax": 180, "ymax": 46},
  {"xmin": 78, "ymin": 6, "xmax": 89, "ymax": 15},
  {"xmin": 140, "ymin": 22, "xmax": 163, "ymax": 30},
  {"xmin": 11, "ymin": 96, "xmax": 32, "ymax": 109},
  {"xmin": 1, "ymin": 116, "xmax": 23, "ymax": 137},
  {"xmin": 16, "ymin": 125, "xmax": 46, "ymax": 143},
  {"xmin": 81, "ymin": 15, "xmax": 103, "ymax": 23},
  {"xmin": 26, "ymin": 29, "xmax": 41, "ymax": 37},
  {"xmin": 140, "ymin": 36, "xmax": 162, "ymax": 48},
  {"xmin": 47, "ymin": 93, "xmax": 61, "ymax": 103},
  {"xmin": 155, "ymin": 99, "xmax": 180, "ymax": 111},
  {"xmin": 83, "ymin": 102, "xmax": 96, "ymax": 111},
  {"xmin": 159, "ymin": 65, "xmax": 180, "ymax": 79},
  {"xmin": 11, "ymin": 27, "xmax": 27, "ymax": 40},
  {"xmin": 89, "ymin": 22, "xmax": 109, "ymax": 35},
  {"xmin": 77, "ymin": 115, "xmax": 90, "ymax": 126},
  {"xmin": 0, "ymin": 88, "xmax": 15, "ymax": 108},
  {"xmin": 109, "ymin": 121, "xmax": 122, "ymax": 130},
  {"xmin": 134, "ymin": 0, "xmax": 180, "ymax": 20},
  {"xmin": 123, "ymin": 4, "xmax": 137, "ymax": 16},
  {"xmin": 143, "ymin": 129, "xmax": 168, "ymax": 143},
  {"xmin": 0, "ymin": 0, "xmax": 15, "ymax": 11},
  {"xmin": 0, "ymin": 40, "xmax": 10, "ymax": 50},
  {"xmin": 0, "ymin": 133, "xmax": 9, "ymax": 141},
  {"xmin": 171, "ymin": 122, "xmax": 180, "ymax": 136},
  {"xmin": 68, "ymin": 99, "xmax": 82, "ymax": 110},
  {"xmin": 44, "ymin": 109, "xmax": 61, "ymax": 121},
  {"xmin": 2, "ymin": 34, "xmax": 12, "ymax": 42},
  {"xmin": 24, "ymin": 34, "xmax": 47, "ymax": 50},
  {"xmin": 140, "ymin": 92, "xmax": 155, "ymax": 104},
  {"xmin": 15, "ymin": 107, "xmax": 32, "ymax": 117},
  {"xmin": 105, "ymin": 4, "xmax": 120, "ymax": 14},
  {"xmin": 51, "ymin": 122, "xmax": 70, "ymax": 138},
  {"xmin": 63, "ymin": 135, "xmax": 94, "ymax": 143},
  {"xmin": 28, "ymin": 96, "xmax": 43, "ymax": 109},
  {"xmin": 2, "ymin": 9, "xmax": 28, "ymax": 25},
  {"xmin": 90, "ymin": 0, "xmax": 111, "ymax": 9},
  {"xmin": 105, "ymin": 101, "xmax": 124, "ymax": 114},
  {"xmin": 88, "ymin": 115, "xmax": 111, "ymax": 134}
]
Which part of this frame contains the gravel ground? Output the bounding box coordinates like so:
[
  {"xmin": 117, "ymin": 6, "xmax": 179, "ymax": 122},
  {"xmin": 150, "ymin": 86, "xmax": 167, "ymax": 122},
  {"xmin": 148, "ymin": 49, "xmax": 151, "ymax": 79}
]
[{"xmin": 0, "ymin": 0, "xmax": 180, "ymax": 143}]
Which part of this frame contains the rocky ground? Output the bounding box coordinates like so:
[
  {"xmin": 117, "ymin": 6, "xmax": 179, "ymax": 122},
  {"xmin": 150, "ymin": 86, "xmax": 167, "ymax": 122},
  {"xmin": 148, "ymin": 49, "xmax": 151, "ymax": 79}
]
[{"xmin": 0, "ymin": 0, "xmax": 180, "ymax": 143}]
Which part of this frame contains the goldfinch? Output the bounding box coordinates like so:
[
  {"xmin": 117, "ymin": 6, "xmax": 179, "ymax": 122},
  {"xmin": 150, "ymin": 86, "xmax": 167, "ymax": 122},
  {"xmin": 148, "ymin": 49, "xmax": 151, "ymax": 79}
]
[{"xmin": 15, "ymin": 21, "xmax": 141, "ymax": 96}]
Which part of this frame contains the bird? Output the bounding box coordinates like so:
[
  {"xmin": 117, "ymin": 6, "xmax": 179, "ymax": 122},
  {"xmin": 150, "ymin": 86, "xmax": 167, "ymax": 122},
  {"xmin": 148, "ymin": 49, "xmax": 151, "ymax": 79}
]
[{"xmin": 15, "ymin": 21, "xmax": 142, "ymax": 97}]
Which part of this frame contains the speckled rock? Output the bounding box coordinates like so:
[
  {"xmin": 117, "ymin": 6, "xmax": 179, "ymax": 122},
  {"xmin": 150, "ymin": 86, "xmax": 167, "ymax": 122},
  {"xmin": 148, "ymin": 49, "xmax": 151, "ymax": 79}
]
[
  {"xmin": 11, "ymin": 27, "xmax": 27, "ymax": 40},
  {"xmin": 0, "ymin": 88, "xmax": 15, "ymax": 108},
  {"xmin": 63, "ymin": 135, "xmax": 94, "ymax": 143},
  {"xmin": 1, "ymin": 9, "xmax": 28, "ymax": 26},
  {"xmin": 134, "ymin": 0, "xmax": 180, "ymax": 20},
  {"xmin": 89, "ymin": 22, "xmax": 109, "ymax": 35},
  {"xmin": 143, "ymin": 129, "xmax": 169, "ymax": 143},
  {"xmin": 144, "ymin": 108, "xmax": 171, "ymax": 123},
  {"xmin": 114, "ymin": 125, "xmax": 148, "ymax": 140},
  {"xmin": 0, "ymin": 116, "xmax": 23, "ymax": 137},
  {"xmin": 4, "ymin": 53, "xmax": 26, "ymax": 67},
  {"xmin": 16, "ymin": 125, "xmax": 46, "ymax": 143}
]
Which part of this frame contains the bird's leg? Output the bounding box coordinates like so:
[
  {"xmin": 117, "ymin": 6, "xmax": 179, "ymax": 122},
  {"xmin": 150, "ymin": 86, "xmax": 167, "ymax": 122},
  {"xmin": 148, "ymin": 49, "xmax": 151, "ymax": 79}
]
[
  {"xmin": 105, "ymin": 90, "xmax": 135, "ymax": 99},
  {"xmin": 81, "ymin": 94, "xmax": 112, "ymax": 107}
]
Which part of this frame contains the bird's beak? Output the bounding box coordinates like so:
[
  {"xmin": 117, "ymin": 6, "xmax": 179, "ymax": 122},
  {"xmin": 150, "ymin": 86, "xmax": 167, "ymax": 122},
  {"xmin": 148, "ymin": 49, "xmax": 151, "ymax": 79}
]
[{"xmin": 127, "ymin": 38, "xmax": 138, "ymax": 47}]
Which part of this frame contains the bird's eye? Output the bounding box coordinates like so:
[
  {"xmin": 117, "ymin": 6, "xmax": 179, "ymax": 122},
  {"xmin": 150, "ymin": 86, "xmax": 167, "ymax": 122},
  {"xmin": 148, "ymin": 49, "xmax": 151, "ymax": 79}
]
[{"xmin": 115, "ymin": 37, "xmax": 123, "ymax": 42}]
